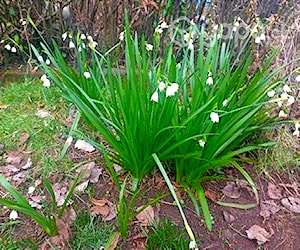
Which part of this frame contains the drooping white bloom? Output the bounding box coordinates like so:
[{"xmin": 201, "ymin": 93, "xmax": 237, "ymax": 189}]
[
  {"xmin": 89, "ymin": 41, "xmax": 98, "ymax": 49},
  {"xmin": 155, "ymin": 27, "xmax": 163, "ymax": 34},
  {"xmin": 222, "ymin": 99, "xmax": 228, "ymax": 106},
  {"xmin": 4, "ymin": 44, "xmax": 11, "ymax": 50},
  {"xmin": 37, "ymin": 55, "xmax": 43, "ymax": 62},
  {"xmin": 150, "ymin": 91, "xmax": 159, "ymax": 102},
  {"xmin": 287, "ymin": 95, "xmax": 295, "ymax": 106},
  {"xmin": 293, "ymin": 123, "xmax": 300, "ymax": 137},
  {"xmin": 146, "ymin": 43, "xmax": 153, "ymax": 51},
  {"xmin": 260, "ymin": 33, "xmax": 266, "ymax": 41},
  {"xmin": 80, "ymin": 34, "xmax": 86, "ymax": 40},
  {"xmin": 255, "ymin": 36, "xmax": 261, "ymax": 44},
  {"xmin": 232, "ymin": 26, "xmax": 237, "ymax": 32},
  {"xmin": 267, "ymin": 90, "xmax": 275, "ymax": 97},
  {"xmin": 166, "ymin": 83, "xmax": 179, "ymax": 97},
  {"xmin": 11, "ymin": 47, "xmax": 17, "ymax": 53},
  {"xmin": 206, "ymin": 76, "xmax": 213, "ymax": 85},
  {"xmin": 210, "ymin": 112, "xmax": 220, "ymax": 123},
  {"xmin": 62, "ymin": 32, "xmax": 68, "ymax": 41},
  {"xmin": 45, "ymin": 59, "xmax": 51, "ymax": 65},
  {"xmin": 280, "ymin": 92, "xmax": 289, "ymax": 99},
  {"xmin": 198, "ymin": 140, "xmax": 205, "ymax": 147},
  {"xmin": 40, "ymin": 74, "xmax": 47, "ymax": 82},
  {"xmin": 277, "ymin": 101, "xmax": 283, "ymax": 108},
  {"xmin": 158, "ymin": 81, "xmax": 166, "ymax": 91},
  {"xmin": 69, "ymin": 41, "xmax": 75, "ymax": 48},
  {"xmin": 295, "ymin": 75, "xmax": 300, "ymax": 82},
  {"xmin": 43, "ymin": 79, "xmax": 51, "ymax": 88},
  {"xmin": 187, "ymin": 41, "xmax": 194, "ymax": 50},
  {"xmin": 278, "ymin": 110, "xmax": 287, "ymax": 118},
  {"xmin": 283, "ymin": 84, "xmax": 291, "ymax": 93},
  {"xmin": 9, "ymin": 210, "xmax": 18, "ymax": 220},
  {"xmin": 83, "ymin": 71, "xmax": 91, "ymax": 79},
  {"xmin": 160, "ymin": 21, "xmax": 169, "ymax": 29},
  {"xmin": 119, "ymin": 31, "xmax": 125, "ymax": 41},
  {"xmin": 28, "ymin": 186, "xmax": 35, "ymax": 194},
  {"xmin": 189, "ymin": 240, "xmax": 198, "ymax": 249}
]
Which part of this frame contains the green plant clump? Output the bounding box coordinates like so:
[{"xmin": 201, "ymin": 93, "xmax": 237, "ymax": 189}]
[
  {"xmin": 71, "ymin": 211, "xmax": 112, "ymax": 250},
  {"xmin": 145, "ymin": 218, "xmax": 190, "ymax": 250},
  {"xmin": 32, "ymin": 17, "xmax": 284, "ymax": 230}
]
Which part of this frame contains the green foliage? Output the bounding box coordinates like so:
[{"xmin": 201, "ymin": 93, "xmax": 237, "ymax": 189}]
[
  {"xmin": 0, "ymin": 172, "xmax": 85, "ymax": 236},
  {"xmin": 71, "ymin": 211, "xmax": 112, "ymax": 250},
  {"xmin": 145, "ymin": 218, "xmax": 190, "ymax": 250},
  {"xmin": 32, "ymin": 18, "xmax": 283, "ymax": 230}
]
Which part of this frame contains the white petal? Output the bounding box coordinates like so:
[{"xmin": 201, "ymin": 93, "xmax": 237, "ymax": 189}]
[
  {"xmin": 11, "ymin": 47, "xmax": 17, "ymax": 53},
  {"xmin": 283, "ymin": 84, "xmax": 291, "ymax": 93},
  {"xmin": 295, "ymin": 75, "xmax": 300, "ymax": 82},
  {"xmin": 146, "ymin": 43, "xmax": 153, "ymax": 51},
  {"xmin": 40, "ymin": 74, "xmax": 47, "ymax": 82},
  {"xmin": 62, "ymin": 32, "xmax": 68, "ymax": 41},
  {"xmin": 37, "ymin": 56, "xmax": 43, "ymax": 62},
  {"xmin": 222, "ymin": 99, "xmax": 228, "ymax": 106},
  {"xmin": 45, "ymin": 59, "xmax": 51, "ymax": 65},
  {"xmin": 65, "ymin": 136, "xmax": 73, "ymax": 146},
  {"xmin": 28, "ymin": 186, "xmax": 35, "ymax": 194},
  {"xmin": 198, "ymin": 140, "xmax": 205, "ymax": 147},
  {"xmin": 158, "ymin": 81, "xmax": 166, "ymax": 91},
  {"xmin": 255, "ymin": 36, "xmax": 261, "ymax": 44},
  {"xmin": 9, "ymin": 210, "xmax": 18, "ymax": 220},
  {"xmin": 210, "ymin": 112, "xmax": 220, "ymax": 123},
  {"xmin": 5, "ymin": 44, "xmax": 11, "ymax": 50},
  {"xmin": 166, "ymin": 83, "xmax": 179, "ymax": 97},
  {"xmin": 267, "ymin": 90, "xmax": 275, "ymax": 97},
  {"xmin": 206, "ymin": 76, "xmax": 213, "ymax": 85},
  {"xmin": 83, "ymin": 71, "xmax": 91, "ymax": 79},
  {"xmin": 150, "ymin": 91, "xmax": 159, "ymax": 102},
  {"xmin": 69, "ymin": 41, "xmax": 75, "ymax": 48},
  {"xmin": 80, "ymin": 34, "xmax": 86, "ymax": 40},
  {"xmin": 278, "ymin": 110, "xmax": 287, "ymax": 118},
  {"xmin": 43, "ymin": 79, "xmax": 51, "ymax": 88}
]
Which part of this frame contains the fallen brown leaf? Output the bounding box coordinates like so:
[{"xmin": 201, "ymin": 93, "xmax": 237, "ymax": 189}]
[
  {"xmin": 259, "ymin": 200, "xmax": 281, "ymax": 220},
  {"xmin": 222, "ymin": 182, "xmax": 241, "ymax": 199},
  {"xmin": 53, "ymin": 183, "xmax": 68, "ymax": 207},
  {"xmin": 6, "ymin": 150, "xmax": 23, "ymax": 166},
  {"xmin": 19, "ymin": 131, "xmax": 30, "ymax": 147},
  {"xmin": 281, "ymin": 197, "xmax": 300, "ymax": 213},
  {"xmin": 136, "ymin": 205, "xmax": 155, "ymax": 226},
  {"xmin": 91, "ymin": 198, "xmax": 116, "ymax": 221},
  {"xmin": 223, "ymin": 210, "xmax": 236, "ymax": 223},
  {"xmin": 246, "ymin": 225, "xmax": 273, "ymax": 245}
]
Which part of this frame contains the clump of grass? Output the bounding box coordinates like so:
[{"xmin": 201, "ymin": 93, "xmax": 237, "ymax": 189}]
[
  {"xmin": 145, "ymin": 218, "xmax": 190, "ymax": 250},
  {"xmin": 0, "ymin": 78, "xmax": 73, "ymax": 175},
  {"xmin": 71, "ymin": 211, "xmax": 113, "ymax": 250}
]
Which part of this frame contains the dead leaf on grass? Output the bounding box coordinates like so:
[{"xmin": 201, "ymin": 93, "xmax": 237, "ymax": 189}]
[
  {"xmin": 53, "ymin": 183, "xmax": 68, "ymax": 207},
  {"xmin": 74, "ymin": 139, "xmax": 95, "ymax": 152},
  {"xmin": 75, "ymin": 179, "xmax": 89, "ymax": 192},
  {"xmin": 222, "ymin": 182, "xmax": 241, "ymax": 199},
  {"xmin": 223, "ymin": 210, "xmax": 236, "ymax": 223},
  {"xmin": 281, "ymin": 197, "xmax": 300, "ymax": 213},
  {"xmin": 246, "ymin": 225, "xmax": 273, "ymax": 245},
  {"xmin": 259, "ymin": 200, "xmax": 281, "ymax": 220},
  {"xmin": 136, "ymin": 205, "xmax": 155, "ymax": 226},
  {"xmin": 89, "ymin": 168, "xmax": 102, "ymax": 183},
  {"xmin": 267, "ymin": 182, "xmax": 282, "ymax": 200},
  {"xmin": 91, "ymin": 198, "xmax": 116, "ymax": 221},
  {"xmin": 21, "ymin": 157, "xmax": 32, "ymax": 169},
  {"xmin": 6, "ymin": 150, "xmax": 23, "ymax": 166}
]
